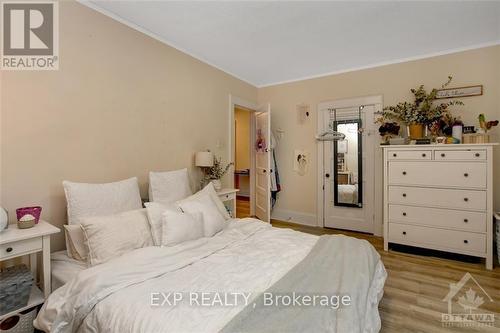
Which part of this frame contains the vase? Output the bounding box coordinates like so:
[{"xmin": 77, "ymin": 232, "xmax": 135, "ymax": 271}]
[
  {"xmin": 211, "ymin": 179, "xmax": 222, "ymax": 191},
  {"xmin": 408, "ymin": 124, "xmax": 424, "ymax": 139}
]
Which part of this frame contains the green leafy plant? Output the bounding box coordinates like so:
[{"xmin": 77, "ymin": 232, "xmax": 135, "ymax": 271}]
[
  {"xmin": 376, "ymin": 76, "xmax": 464, "ymax": 125},
  {"xmin": 204, "ymin": 155, "xmax": 233, "ymax": 181}
]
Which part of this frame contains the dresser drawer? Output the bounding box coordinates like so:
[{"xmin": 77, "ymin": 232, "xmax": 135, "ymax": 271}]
[
  {"xmin": 0, "ymin": 237, "xmax": 42, "ymax": 259},
  {"xmin": 387, "ymin": 150, "xmax": 432, "ymax": 160},
  {"xmin": 388, "ymin": 161, "xmax": 486, "ymax": 188},
  {"xmin": 434, "ymin": 150, "xmax": 486, "ymax": 161},
  {"xmin": 388, "ymin": 204, "xmax": 486, "ymax": 232},
  {"xmin": 388, "ymin": 186, "xmax": 486, "ymax": 211},
  {"xmin": 388, "ymin": 223, "xmax": 486, "ymax": 254}
]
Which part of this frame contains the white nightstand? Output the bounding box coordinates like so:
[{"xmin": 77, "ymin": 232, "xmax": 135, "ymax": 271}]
[
  {"xmin": 216, "ymin": 188, "xmax": 239, "ymax": 218},
  {"xmin": 0, "ymin": 220, "xmax": 60, "ymax": 320}
]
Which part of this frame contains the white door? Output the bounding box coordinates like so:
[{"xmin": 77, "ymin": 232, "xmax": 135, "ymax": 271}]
[
  {"xmin": 323, "ymin": 105, "xmax": 375, "ymax": 233},
  {"xmin": 255, "ymin": 104, "xmax": 271, "ymax": 222}
]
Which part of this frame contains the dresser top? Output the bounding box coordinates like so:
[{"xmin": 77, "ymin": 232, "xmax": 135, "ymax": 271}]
[
  {"xmin": 381, "ymin": 143, "xmax": 498, "ymax": 148},
  {"xmin": 0, "ymin": 220, "xmax": 60, "ymax": 245}
]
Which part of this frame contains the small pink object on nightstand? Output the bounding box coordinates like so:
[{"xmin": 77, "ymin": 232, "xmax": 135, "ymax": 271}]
[{"xmin": 16, "ymin": 206, "xmax": 42, "ymax": 224}]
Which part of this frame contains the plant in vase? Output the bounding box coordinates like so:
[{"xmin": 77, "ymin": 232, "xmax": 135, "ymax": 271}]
[
  {"xmin": 376, "ymin": 76, "xmax": 463, "ymax": 139},
  {"xmin": 203, "ymin": 155, "xmax": 233, "ymax": 191},
  {"xmin": 378, "ymin": 122, "xmax": 401, "ymax": 144}
]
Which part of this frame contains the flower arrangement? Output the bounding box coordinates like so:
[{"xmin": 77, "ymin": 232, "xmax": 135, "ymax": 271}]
[
  {"xmin": 376, "ymin": 76, "xmax": 464, "ymax": 126},
  {"xmin": 204, "ymin": 155, "xmax": 233, "ymax": 181}
]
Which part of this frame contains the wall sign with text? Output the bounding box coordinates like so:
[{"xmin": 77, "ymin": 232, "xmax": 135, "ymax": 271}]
[{"xmin": 435, "ymin": 85, "xmax": 483, "ymax": 99}]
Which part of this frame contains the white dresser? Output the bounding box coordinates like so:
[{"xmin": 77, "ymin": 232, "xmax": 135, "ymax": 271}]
[{"xmin": 382, "ymin": 144, "xmax": 497, "ymax": 269}]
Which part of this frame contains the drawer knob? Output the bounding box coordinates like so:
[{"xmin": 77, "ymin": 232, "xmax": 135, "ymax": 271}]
[
  {"xmin": 402, "ymin": 212, "xmax": 407, "ymax": 216},
  {"xmin": 402, "ymin": 193, "xmax": 407, "ymax": 197},
  {"xmin": 441, "ymin": 153, "xmax": 446, "ymax": 157},
  {"xmin": 6, "ymin": 247, "xmax": 13, "ymax": 253},
  {"xmin": 393, "ymin": 153, "xmax": 397, "ymax": 157},
  {"xmin": 464, "ymin": 218, "xmax": 469, "ymax": 223},
  {"xmin": 464, "ymin": 173, "xmax": 469, "ymax": 177},
  {"xmin": 402, "ymin": 171, "xmax": 407, "ymax": 175},
  {"xmin": 464, "ymin": 198, "xmax": 469, "ymax": 202},
  {"xmin": 422, "ymin": 153, "xmax": 426, "ymax": 157},
  {"xmin": 463, "ymin": 240, "xmax": 468, "ymax": 244},
  {"xmin": 475, "ymin": 153, "xmax": 480, "ymax": 157},
  {"xmin": 263, "ymin": 169, "xmax": 267, "ymax": 173},
  {"xmin": 402, "ymin": 231, "xmax": 407, "ymax": 235}
]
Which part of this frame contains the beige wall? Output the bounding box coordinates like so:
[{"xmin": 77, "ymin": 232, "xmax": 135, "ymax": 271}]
[
  {"xmin": 0, "ymin": 1, "xmax": 257, "ymax": 250},
  {"xmin": 259, "ymin": 45, "xmax": 500, "ymax": 229}
]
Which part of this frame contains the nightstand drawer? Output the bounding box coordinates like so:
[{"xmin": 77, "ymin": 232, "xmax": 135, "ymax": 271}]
[
  {"xmin": 218, "ymin": 192, "xmax": 236, "ymax": 202},
  {"xmin": 0, "ymin": 237, "xmax": 42, "ymax": 260}
]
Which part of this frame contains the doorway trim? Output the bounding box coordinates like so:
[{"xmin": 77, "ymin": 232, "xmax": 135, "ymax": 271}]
[
  {"xmin": 228, "ymin": 94, "xmax": 258, "ymax": 216},
  {"xmin": 317, "ymin": 95, "xmax": 383, "ymax": 233}
]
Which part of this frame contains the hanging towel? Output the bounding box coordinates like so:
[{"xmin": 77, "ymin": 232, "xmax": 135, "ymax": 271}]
[{"xmin": 270, "ymin": 132, "xmax": 281, "ymax": 209}]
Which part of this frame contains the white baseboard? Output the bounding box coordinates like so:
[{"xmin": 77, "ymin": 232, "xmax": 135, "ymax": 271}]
[{"xmin": 271, "ymin": 209, "xmax": 318, "ymax": 227}]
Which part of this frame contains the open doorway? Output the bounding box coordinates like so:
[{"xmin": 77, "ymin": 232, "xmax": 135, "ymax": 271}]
[
  {"xmin": 234, "ymin": 107, "xmax": 253, "ymax": 218},
  {"xmin": 229, "ymin": 95, "xmax": 272, "ymax": 222}
]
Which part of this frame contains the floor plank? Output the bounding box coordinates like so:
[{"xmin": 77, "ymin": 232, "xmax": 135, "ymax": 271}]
[{"xmin": 270, "ymin": 220, "xmax": 500, "ymax": 333}]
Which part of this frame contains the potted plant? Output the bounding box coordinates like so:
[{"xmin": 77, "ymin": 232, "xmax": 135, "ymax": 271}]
[
  {"xmin": 377, "ymin": 76, "xmax": 463, "ymax": 139},
  {"xmin": 203, "ymin": 155, "xmax": 233, "ymax": 191}
]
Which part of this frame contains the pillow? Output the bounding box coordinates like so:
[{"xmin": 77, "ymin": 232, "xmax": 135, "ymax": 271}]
[
  {"xmin": 149, "ymin": 168, "xmax": 192, "ymax": 204},
  {"xmin": 161, "ymin": 211, "xmax": 204, "ymax": 246},
  {"xmin": 64, "ymin": 225, "xmax": 88, "ymax": 261},
  {"xmin": 144, "ymin": 201, "xmax": 181, "ymax": 245},
  {"xmin": 191, "ymin": 183, "xmax": 231, "ymax": 220},
  {"xmin": 63, "ymin": 177, "xmax": 142, "ymax": 225},
  {"xmin": 81, "ymin": 209, "xmax": 153, "ymax": 266},
  {"xmin": 177, "ymin": 192, "xmax": 225, "ymax": 237}
]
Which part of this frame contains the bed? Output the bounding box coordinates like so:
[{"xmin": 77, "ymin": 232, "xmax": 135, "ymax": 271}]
[
  {"xmin": 338, "ymin": 184, "xmax": 358, "ymax": 204},
  {"xmin": 50, "ymin": 251, "xmax": 87, "ymax": 291},
  {"xmin": 36, "ymin": 218, "xmax": 386, "ymax": 333}
]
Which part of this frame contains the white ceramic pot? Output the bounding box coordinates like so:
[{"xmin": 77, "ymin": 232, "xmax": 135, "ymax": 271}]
[
  {"xmin": 211, "ymin": 179, "xmax": 222, "ymax": 191},
  {"xmin": 0, "ymin": 207, "xmax": 8, "ymax": 232}
]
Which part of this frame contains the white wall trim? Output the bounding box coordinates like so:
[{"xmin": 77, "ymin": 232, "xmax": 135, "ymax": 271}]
[
  {"xmin": 78, "ymin": 0, "xmax": 257, "ymax": 88},
  {"xmin": 271, "ymin": 209, "xmax": 317, "ymax": 227},
  {"xmin": 259, "ymin": 40, "xmax": 500, "ymax": 88}
]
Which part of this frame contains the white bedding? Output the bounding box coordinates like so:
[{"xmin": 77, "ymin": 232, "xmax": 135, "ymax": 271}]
[
  {"xmin": 338, "ymin": 184, "xmax": 358, "ymax": 204},
  {"xmin": 37, "ymin": 218, "xmax": 386, "ymax": 333},
  {"xmin": 51, "ymin": 251, "xmax": 87, "ymax": 291}
]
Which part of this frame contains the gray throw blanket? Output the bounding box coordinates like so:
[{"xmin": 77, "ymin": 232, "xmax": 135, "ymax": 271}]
[{"xmin": 220, "ymin": 235, "xmax": 386, "ymax": 333}]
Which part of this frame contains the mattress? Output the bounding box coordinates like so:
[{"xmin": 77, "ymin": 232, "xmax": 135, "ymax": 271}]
[{"xmin": 51, "ymin": 250, "xmax": 87, "ymax": 290}]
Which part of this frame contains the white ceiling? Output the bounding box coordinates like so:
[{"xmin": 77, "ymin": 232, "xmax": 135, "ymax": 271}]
[{"xmin": 83, "ymin": 1, "xmax": 500, "ymax": 87}]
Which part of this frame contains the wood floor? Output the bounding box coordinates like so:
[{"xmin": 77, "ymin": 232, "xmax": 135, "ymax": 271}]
[{"xmin": 236, "ymin": 199, "xmax": 500, "ymax": 332}]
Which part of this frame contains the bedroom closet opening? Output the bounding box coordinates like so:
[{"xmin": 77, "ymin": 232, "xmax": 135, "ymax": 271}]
[{"xmin": 317, "ymin": 96, "xmax": 381, "ymax": 234}]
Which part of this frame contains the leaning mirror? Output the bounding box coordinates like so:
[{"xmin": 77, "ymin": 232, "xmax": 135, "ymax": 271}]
[{"xmin": 333, "ymin": 119, "xmax": 363, "ymax": 207}]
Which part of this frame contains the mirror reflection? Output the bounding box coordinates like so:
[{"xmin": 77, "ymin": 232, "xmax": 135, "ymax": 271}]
[{"xmin": 333, "ymin": 120, "xmax": 363, "ymax": 207}]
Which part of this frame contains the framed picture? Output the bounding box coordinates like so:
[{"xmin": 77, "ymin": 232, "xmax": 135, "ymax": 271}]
[{"xmin": 435, "ymin": 85, "xmax": 483, "ymax": 99}]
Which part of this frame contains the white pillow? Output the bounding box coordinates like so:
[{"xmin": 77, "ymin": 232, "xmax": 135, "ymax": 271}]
[
  {"xmin": 63, "ymin": 177, "xmax": 142, "ymax": 225},
  {"xmin": 149, "ymin": 168, "xmax": 192, "ymax": 204},
  {"xmin": 177, "ymin": 192, "xmax": 225, "ymax": 237},
  {"xmin": 144, "ymin": 201, "xmax": 181, "ymax": 245},
  {"xmin": 81, "ymin": 209, "xmax": 153, "ymax": 266},
  {"xmin": 64, "ymin": 225, "xmax": 88, "ymax": 261},
  {"xmin": 191, "ymin": 183, "xmax": 231, "ymax": 220},
  {"xmin": 62, "ymin": 177, "xmax": 142, "ymax": 261},
  {"xmin": 161, "ymin": 211, "xmax": 204, "ymax": 246}
]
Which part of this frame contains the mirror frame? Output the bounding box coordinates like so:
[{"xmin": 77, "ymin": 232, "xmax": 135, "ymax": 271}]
[{"xmin": 333, "ymin": 119, "xmax": 363, "ymax": 208}]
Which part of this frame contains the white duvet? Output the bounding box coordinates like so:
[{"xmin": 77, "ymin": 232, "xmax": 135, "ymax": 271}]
[{"xmin": 35, "ymin": 218, "xmax": 386, "ymax": 333}]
